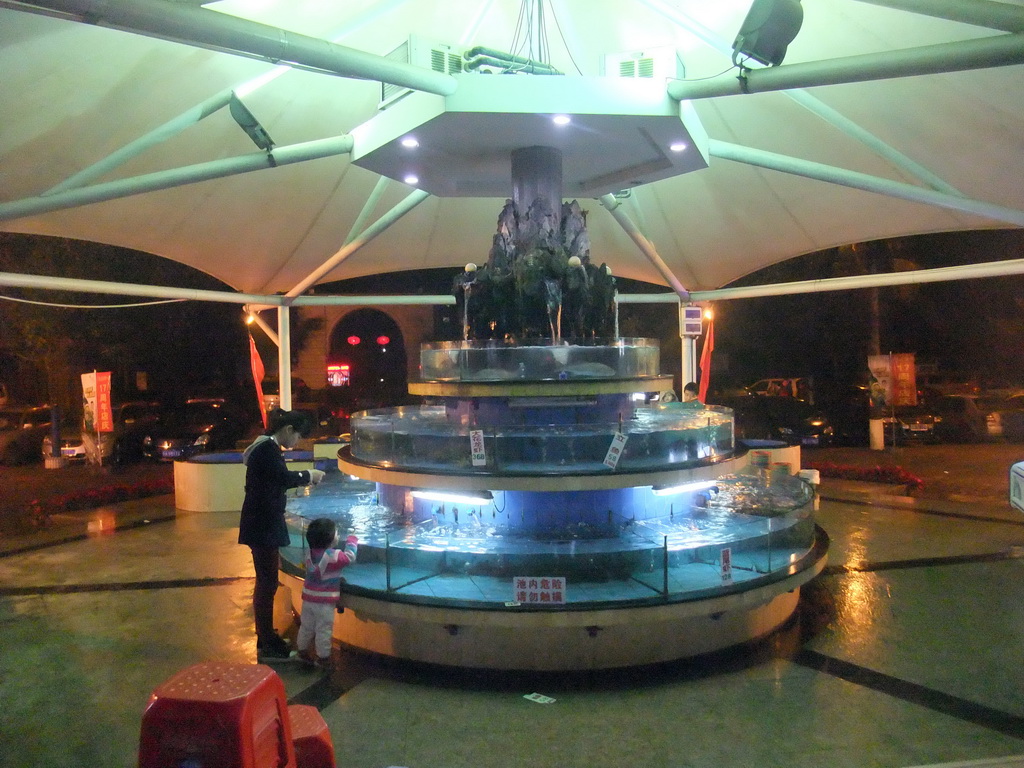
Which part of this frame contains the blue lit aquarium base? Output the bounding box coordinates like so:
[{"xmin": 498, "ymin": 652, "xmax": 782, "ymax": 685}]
[{"xmin": 279, "ymin": 473, "xmax": 828, "ymax": 670}]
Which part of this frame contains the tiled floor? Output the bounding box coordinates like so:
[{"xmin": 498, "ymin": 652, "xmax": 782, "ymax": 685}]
[{"xmin": 3, "ymin": 484, "xmax": 1024, "ymax": 767}]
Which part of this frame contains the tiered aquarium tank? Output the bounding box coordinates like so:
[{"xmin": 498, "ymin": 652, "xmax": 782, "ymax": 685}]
[
  {"xmin": 279, "ymin": 336, "xmax": 826, "ymax": 670},
  {"xmin": 279, "ymin": 161, "xmax": 827, "ymax": 670}
]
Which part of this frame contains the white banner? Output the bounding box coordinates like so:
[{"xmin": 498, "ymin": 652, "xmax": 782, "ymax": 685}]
[{"xmin": 603, "ymin": 432, "xmax": 628, "ymax": 469}]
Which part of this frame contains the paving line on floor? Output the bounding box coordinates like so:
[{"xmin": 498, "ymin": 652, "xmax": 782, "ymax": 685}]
[
  {"xmin": 794, "ymin": 649, "xmax": 1024, "ymax": 741},
  {"xmin": 0, "ymin": 575, "xmax": 253, "ymax": 596},
  {"xmin": 822, "ymin": 549, "xmax": 1024, "ymax": 576},
  {"xmin": 820, "ymin": 494, "xmax": 1024, "ymax": 527}
]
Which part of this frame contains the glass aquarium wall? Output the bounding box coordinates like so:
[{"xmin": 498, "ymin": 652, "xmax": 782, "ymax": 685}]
[
  {"xmin": 349, "ymin": 404, "xmax": 735, "ymax": 474},
  {"xmin": 281, "ymin": 470, "xmax": 817, "ymax": 610},
  {"xmin": 420, "ymin": 338, "xmax": 661, "ymax": 381}
]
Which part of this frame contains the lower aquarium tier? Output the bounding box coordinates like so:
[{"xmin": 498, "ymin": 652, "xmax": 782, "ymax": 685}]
[
  {"xmin": 281, "ymin": 528, "xmax": 827, "ymax": 670},
  {"xmin": 278, "ymin": 466, "xmax": 825, "ymax": 669}
]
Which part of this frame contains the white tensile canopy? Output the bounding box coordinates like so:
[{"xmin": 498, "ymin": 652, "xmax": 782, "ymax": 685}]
[{"xmin": 2, "ymin": 0, "xmax": 1023, "ymax": 307}]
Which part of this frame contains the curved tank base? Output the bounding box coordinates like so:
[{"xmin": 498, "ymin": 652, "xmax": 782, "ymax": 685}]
[{"xmin": 282, "ymin": 528, "xmax": 827, "ymax": 671}]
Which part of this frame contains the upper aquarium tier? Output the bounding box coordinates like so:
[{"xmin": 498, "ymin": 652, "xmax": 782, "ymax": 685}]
[
  {"xmin": 348, "ymin": 402, "xmax": 735, "ymax": 476},
  {"xmin": 420, "ymin": 338, "xmax": 660, "ymax": 382}
]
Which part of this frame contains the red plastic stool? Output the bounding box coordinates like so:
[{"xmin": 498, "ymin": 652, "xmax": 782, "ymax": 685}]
[
  {"xmin": 288, "ymin": 705, "xmax": 336, "ymax": 768},
  {"xmin": 138, "ymin": 662, "xmax": 296, "ymax": 768}
]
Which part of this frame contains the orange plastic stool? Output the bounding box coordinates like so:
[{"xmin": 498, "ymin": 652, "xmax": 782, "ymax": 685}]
[
  {"xmin": 138, "ymin": 662, "xmax": 296, "ymax": 768},
  {"xmin": 288, "ymin": 704, "xmax": 336, "ymax": 768}
]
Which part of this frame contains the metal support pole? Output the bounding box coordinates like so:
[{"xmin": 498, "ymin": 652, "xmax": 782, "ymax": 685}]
[
  {"xmin": 284, "ymin": 189, "xmax": 431, "ymax": 298},
  {"xmin": 277, "ymin": 305, "xmax": 292, "ymax": 411},
  {"xmin": 681, "ymin": 336, "xmax": 697, "ymax": 391},
  {"xmin": 599, "ymin": 194, "xmax": 690, "ymax": 302},
  {"xmin": 667, "ymin": 34, "xmax": 1024, "ymax": 101},
  {"xmin": 15, "ymin": 0, "xmax": 458, "ymax": 95},
  {"xmin": 44, "ymin": 90, "xmax": 234, "ymax": 195},
  {"xmin": 708, "ymin": 140, "xmax": 1024, "ymax": 227},
  {"xmin": 852, "ymin": 0, "xmax": 1024, "ymax": 32},
  {"xmin": 0, "ymin": 135, "xmax": 354, "ymax": 222}
]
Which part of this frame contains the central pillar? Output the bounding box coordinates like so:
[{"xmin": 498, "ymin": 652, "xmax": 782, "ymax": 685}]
[{"xmin": 511, "ymin": 146, "xmax": 563, "ymax": 227}]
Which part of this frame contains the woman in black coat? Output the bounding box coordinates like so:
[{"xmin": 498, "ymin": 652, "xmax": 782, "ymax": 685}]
[{"xmin": 239, "ymin": 408, "xmax": 325, "ymax": 662}]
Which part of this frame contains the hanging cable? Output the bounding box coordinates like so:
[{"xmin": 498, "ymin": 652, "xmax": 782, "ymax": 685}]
[{"xmin": 0, "ymin": 294, "xmax": 187, "ymax": 309}]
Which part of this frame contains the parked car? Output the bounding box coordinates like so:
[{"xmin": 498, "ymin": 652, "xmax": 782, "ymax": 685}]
[
  {"xmin": 980, "ymin": 394, "xmax": 1024, "ymax": 442},
  {"xmin": 745, "ymin": 377, "xmax": 813, "ymax": 401},
  {"xmin": 0, "ymin": 405, "xmax": 53, "ymax": 465},
  {"xmin": 44, "ymin": 400, "xmax": 163, "ymax": 465},
  {"xmin": 710, "ymin": 394, "xmax": 833, "ymax": 447},
  {"xmin": 882, "ymin": 404, "xmax": 939, "ymax": 444},
  {"xmin": 930, "ymin": 394, "xmax": 990, "ymax": 443},
  {"xmin": 816, "ymin": 383, "xmax": 870, "ymax": 446},
  {"xmin": 142, "ymin": 397, "xmax": 253, "ymax": 461}
]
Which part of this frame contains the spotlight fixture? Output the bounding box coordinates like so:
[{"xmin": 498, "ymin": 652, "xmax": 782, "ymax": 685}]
[
  {"xmin": 400, "ymin": 136, "xmax": 419, "ymax": 148},
  {"xmin": 732, "ymin": 0, "xmax": 804, "ymax": 68},
  {"xmin": 403, "ymin": 174, "xmax": 419, "ymax": 185},
  {"xmin": 652, "ymin": 480, "xmax": 717, "ymax": 497},
  {"xmin": 552, "ymin": 114, "xmax": 571, "ymax": 126},
  {"xmin": 228, "ymin": 94, "xmax": 275, "ymax": 151},
  {"xmin": 669, "ymin": 141, "xmax": 688, "ymax": 152},
  {"xmin": 411, "ymin": 490, "xmax": 494, "ymax": 505}
]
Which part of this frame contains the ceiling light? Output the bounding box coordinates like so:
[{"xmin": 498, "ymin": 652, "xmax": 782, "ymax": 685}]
[
  {"xmin": 400, "ymin": 136, "xmax": 419, "ymax": 148},
  {"xmin": 670, "ymin": 141, "xmax": 688, "ymax": 152},
  {"xmin": 228, "ymin": 95, "xmax": 275, "ymax": 151},
  {"xmin": 732, "ymin": 0, "xmax": 804, "ymax": 68},
  {"xmin": 552, "ymin": 115, "xmax": 571, "ymax": 126},
  {"xmin": 412, "ymin": 490, "xmax": 494, "ymax": 505},
  {"xmin": 404, "ymin": 174, "xmax": 419, "ymax": 185},
  {"xmin": 652, "ymin": 480, "xmax": 717, "ymax": 497}
]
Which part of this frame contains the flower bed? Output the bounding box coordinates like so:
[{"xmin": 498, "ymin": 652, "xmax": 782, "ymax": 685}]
[
  {"xmin": 24, "ymin": 477, "xmax": 175, "ymax": 529},
  {"xmin": 802, "ymin": 460, "xmax": 924, "ymax": 490}
]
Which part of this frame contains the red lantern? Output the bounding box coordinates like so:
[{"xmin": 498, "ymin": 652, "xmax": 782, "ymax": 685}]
[
  {"xmin": 377, "ymin": 335, "xmax": 390, "ymax": 346},
  {"xmin": 347, "ymin": 335, "xmax": 360, "ymax": 346}
]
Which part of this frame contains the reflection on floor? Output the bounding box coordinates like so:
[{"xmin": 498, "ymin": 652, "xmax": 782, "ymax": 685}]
[{"xmin": 3, "ymin": 480, "xmax": 1024, "ymax": 767}]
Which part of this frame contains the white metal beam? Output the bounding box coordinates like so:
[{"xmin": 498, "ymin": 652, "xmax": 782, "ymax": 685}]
[
  {"xmin": 708, "ymin": 140, "xmax": 1024, "ymax": 226},
  {"xmin": 0, "ymin": 135, "xmax": 354, "ymax": 222},
  {"xmin": 283, "ymin": 189, "xmax": 432, "ymax": 299},
  {"xmin": 852, "ymin": 0, "xmax": 1024, "ymax": 32},
  {"xmin": 12, "ymin": 0, "xmax": 458, "ymax": 96},
  {"xmin": 667, "ymin": 34, "xmax": 1024, "ymax": 101}
]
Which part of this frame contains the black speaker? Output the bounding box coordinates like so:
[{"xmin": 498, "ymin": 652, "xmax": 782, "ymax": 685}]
[{"xmin": 732, "ymin": 0, "xmax": 804, "ymax": 67}]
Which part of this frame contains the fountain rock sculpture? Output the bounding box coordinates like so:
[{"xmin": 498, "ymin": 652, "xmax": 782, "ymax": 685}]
[{"xmin": 454, "ymin": 199, "xmax": 615, "ymax": 341}]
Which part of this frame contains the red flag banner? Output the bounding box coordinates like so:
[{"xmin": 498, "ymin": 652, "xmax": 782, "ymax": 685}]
[
  {"xmin": 95, "ymin": 371, "xmax": 113, "ymax": 432},
  {"xmin": 698, "ymin": 318, "xmax": 714, "ymax": 403},
  {"xmin": 249, "ymin": 334, "xmax": 267, "ymax": 429},
  {"xmin": 81, "ymin": 371, "xmax": 114, "ymax": 433}
]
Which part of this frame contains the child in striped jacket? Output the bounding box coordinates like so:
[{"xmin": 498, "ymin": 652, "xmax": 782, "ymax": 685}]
[{"xmin": 297, "ymin": 517, "xmax": 358, "ymax": 672}]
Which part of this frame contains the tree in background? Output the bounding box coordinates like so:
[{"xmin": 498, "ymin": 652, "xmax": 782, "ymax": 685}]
[{"xmin": 0, "ymin": 234, "xmax": 250, "ymax": 419}]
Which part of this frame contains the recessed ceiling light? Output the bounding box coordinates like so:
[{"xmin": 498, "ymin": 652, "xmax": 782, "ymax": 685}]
[
  {"xmin": 404, "ymin": 174, "xmax": 419, "ymax": 185},
  {"xmin": 670, "ymin": 141, "xmax": 687, "ymax": 152},
  {"xmin": 401, "ymin": 136, "xmax": 419, "ymax": 148},
  {"xmin": 552, "ymin": 115, "xmax": 571, "ymax": 126}
]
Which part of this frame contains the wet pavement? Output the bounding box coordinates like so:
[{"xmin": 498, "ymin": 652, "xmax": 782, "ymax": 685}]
[{"xmin": 2, "ymin": 444, "xmax": 1024, "ymax": 767}]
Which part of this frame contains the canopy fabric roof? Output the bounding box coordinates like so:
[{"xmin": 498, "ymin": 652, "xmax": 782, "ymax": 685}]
[{"xmin": 1, "ymin": 0, "xmax": 1022, "ymax": 296}]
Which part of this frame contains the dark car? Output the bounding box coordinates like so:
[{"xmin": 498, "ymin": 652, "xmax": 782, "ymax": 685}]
[
  {"xmin": 882, "ymin": 404, "xmax": 939, "ymax": 444},
  {"xmin": 0, "ymin": 405, "xmax": 53, "ymax": 465},
  {"xmin": 930, "ymin": 394, "xmax": 990, "ymax": 443},
  {"xmin": 816, "ymin": 383, "xmax": 871, "ymax": 446},
  {"xmin": 710, "ymin": 394, "xmax": 833, "ymax": 447},
  {"xmin": 142, "ymin": 398, "xmax": 254, "ymax": 461},
  {"xmin": 987, "ymin": 394, "xmax": 1024, "ymax": 442},
  {"xmin": 43, "ymin": 400, "xmax": 162, "ymax": 465}
]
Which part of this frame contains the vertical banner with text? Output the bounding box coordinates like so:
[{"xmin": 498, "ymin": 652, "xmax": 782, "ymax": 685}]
[
  {"xmin": 868, "ymin": 353, "xmax": 917, "ymax": 409},
  {"xmin": 81, "ymin": 371, "xmax": 114, "ymax": 433}
]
